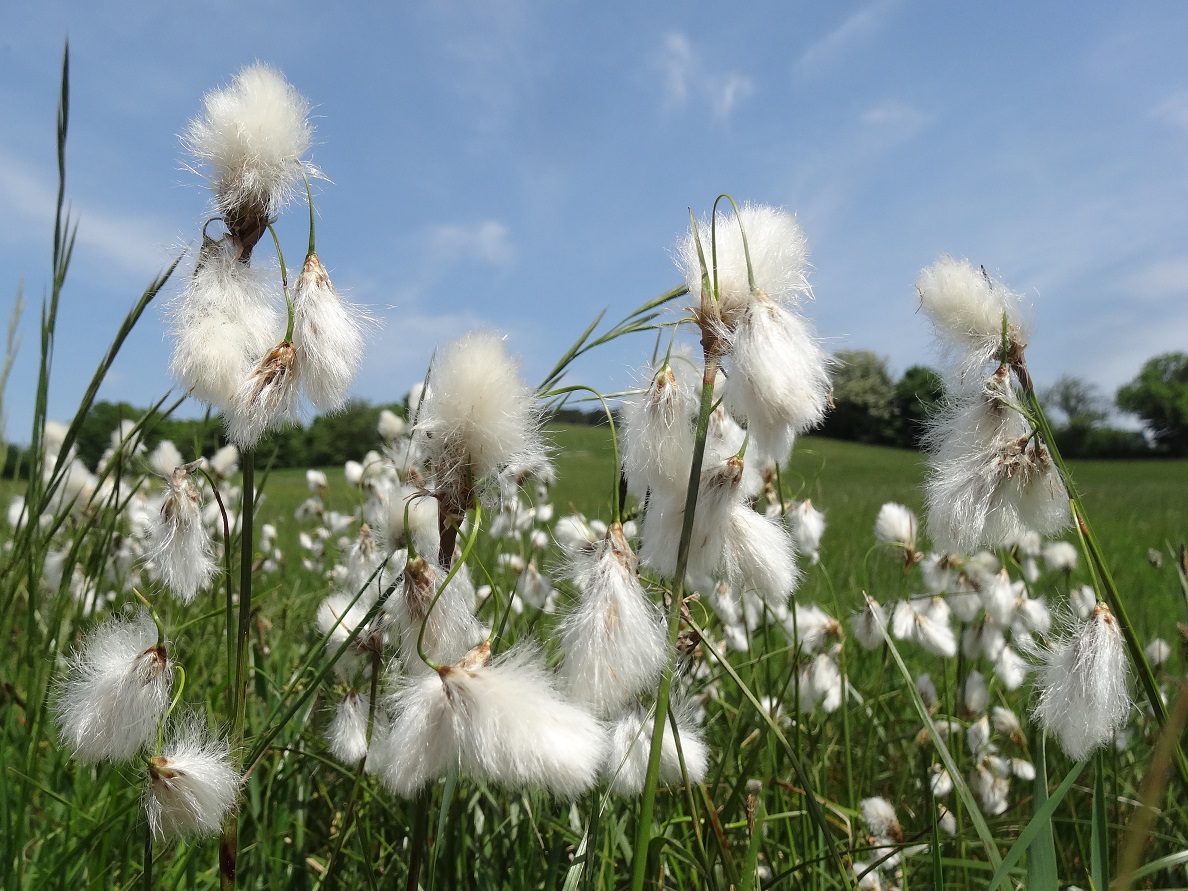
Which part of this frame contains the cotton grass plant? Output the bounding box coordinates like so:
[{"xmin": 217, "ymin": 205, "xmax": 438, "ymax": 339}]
[{"xmin": 2, "ymin": 49, "xmax": 1187, "ymax": 891}]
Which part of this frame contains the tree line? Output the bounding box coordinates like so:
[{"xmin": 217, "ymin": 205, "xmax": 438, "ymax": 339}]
[
  {"xmin": 3, "ymin": 351, "xmax": 1185, "ymax": 477},
  {"xmin": 822, "ymin": 349, "xmax": 1188, "ymax": 458}
]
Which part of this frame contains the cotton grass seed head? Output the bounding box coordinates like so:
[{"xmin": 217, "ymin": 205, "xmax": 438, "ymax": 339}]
[
  {"xmin": 292, "ymin": 252, "xmax": 367, "ymax": 412},
  {"xmin": 183, "ymin": 64, "xmax": 313, "ymax": 254},
  {"xmin": 416, "ymin": 332, "xmax": 545, "ymax": 516},
  {"xmin": 916, "ymin": 256, "xmax": 1030, "ymax": 378},
  {"xmin": 145, "ymin": 722, "xmax": 239, "ymax": 839},
  {"xmin": 1032, "ymin": 603, "xmax": 1131, "ymax": 760},
  {"xmin": 677, "ymin": 203, "xmax": 811, "ymax": 326},
  {"xmin": 56, "ymin": 610, "xmax": 172, "ymax": 764},
  {"xmin": 150, "ymin": 464, "xmax": 217, "ymax": 604}
]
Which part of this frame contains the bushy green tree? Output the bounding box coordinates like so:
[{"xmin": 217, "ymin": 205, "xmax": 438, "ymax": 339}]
[
  {"xmin": 819, "ymin": 350, "xmax": 897, "ymax": 444},
  {"xmin": 1044, "ymin": 375, "xmax": 1108, "ymax": 458},
  {"xmin": 1116, "ymin": 352, "xmax": 1188, "ymax": 454},
  {"xmin": 893, "ymin": 365, "xmax": 945, "ymax": 449}
]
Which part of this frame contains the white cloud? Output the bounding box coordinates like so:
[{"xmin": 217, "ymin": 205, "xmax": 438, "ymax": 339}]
[
  {"xmin": 1151, "ymin": 92, "xmax": 1188, "ymax": 132},
  {"xmin": 426, "ymin": 220, "xmax": 515, "ymax": 268},
  {"xmin": 796, "ymin": 0, "xmax": 900, "ymax": 72},
  {"xmin": 655, "ymin": 32, "xmax": 754, "ymax": 122},
  {"xmin": 861, "ymin": 99, "xmax": 929, "ymax": 132},
  {"xmin": 0, "ymin": 151, "xmax": 178, "ymax": 276},
  {"xmin": 1120, "ymin": 256, "xmax": 1188, "ymax": 300}
]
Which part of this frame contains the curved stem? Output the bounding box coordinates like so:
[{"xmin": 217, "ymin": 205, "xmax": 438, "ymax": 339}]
[
  {"xmin": 267, "ymin": 224, "xmax": 296, "ymax": 342},
  {"xmin": 539, "ymin": 384, "xmax": 622, "ymax": 523}
]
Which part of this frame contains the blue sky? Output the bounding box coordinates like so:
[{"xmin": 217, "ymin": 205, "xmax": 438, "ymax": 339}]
[{"xmin": 3, "ymin": 1, "xmax": 1187, "ymax": 444}]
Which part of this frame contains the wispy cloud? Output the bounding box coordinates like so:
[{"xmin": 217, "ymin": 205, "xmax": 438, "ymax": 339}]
[
  {"xmin": 655, "ymin": 32, "xmax": 754, "ymax": 121},
  {"xmin": 796, "ymin": 0, "xmax": 899, "ymax": 72},
  {"xmin": 1151, "ymin": 92, "xmax": 1188, "ymax": 133},
  {"xmin": 426, "ymin": 220, "xmax": 515, "ymax": 268},
  {"xmin": 1120, "ymin": 255, "xmax": 1188, "ymax": 300},
  {"xmin": 0, "ymin": 151, "xmax": 178, "ymax": 275}
]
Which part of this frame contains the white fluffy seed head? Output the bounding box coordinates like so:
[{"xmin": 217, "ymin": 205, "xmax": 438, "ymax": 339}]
[
  {"xmin": 1032, "ymin": 603, "xmax": 1131, "ymax": 760},
  {"xmin": 874, "ymin": 502, "xmax": 918, "ymax": 553},
  {"xmin": 167, "ymin": 242, "xmax": 284, "ymax": 411},
  {"xmin": 722, "ymin": 296, "xmax": 830, "ymax": 459},
  {"xmin": 925, "ymin": 367, "xmax": 1070, "ymax": 554},
  {"xmin": 558, "ymin": 525, "xmax": 668, "ymax": 718},
  {"xmin": 145, "ymin": 722, "xmax": 239, "ymax": 838},
  {"xmin": 720, "ymin": 503, "xmax": 801, "ymax": 606},
  {"xmin": 916, "ymin": 256, "xmax": 1030, "ymax": 378},
  {"xmin": 619, "ymin": 359, "xmax": 697, "ymax": 498},
  {"xmin": 860, "ymin": 796, "xmax": 903, "ymax": 842},
  {"xmin": 1042, "ymin": 540, "xmax": 1079, "ymax": 573},
  {"xmin": 183, "ymin": 63, "xmax": 313, "ymax": 221},
  {"xmin": 416, "ymin": 332, "xmax": 545, "ymax": 502},
  {"xmin": 677, "ymin": 204, "xmax": 811, "ymax": 324},
  {"xmin": 604, "ymin": 701, "xmax": 708, "ymax": 796},
  {"xmin": 56, "ymin": 611, "xmax": 172, "ymax": 763},
  {"xmin": 149, "ymin": 466, "xmax": 217, "ymax": 604},
  {"xmin": 850, "ymin": 594, "xmax": 888, "ymax": 651},
  {"xmin": 225, "ymin": 340, "xmax": 302, "ymax": 448},
  {"xmin": 292, "ymin": 252, "xmax": 367, "ymax": 412},
  {"xmin": 327, "ymin": 690, "xmax": 372, "ymax": 765}
]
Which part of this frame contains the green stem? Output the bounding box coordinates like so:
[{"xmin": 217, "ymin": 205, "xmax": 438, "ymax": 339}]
[
  {"xmin": 220, "ymin": 449, "xmax": 256, "ymax": 889},
  {"xmin": 143, "ymin": 821, "xmax": 153, "ymax": 891},
  {"xmin": 539, "ymin": 384, "xmax": 622, "ymax": 523},
  {"xmin": 267, "ymin": 224, "xmax": 296, "ymax": 342},
  {"xmin": 630, "ymin": 354, "xmax": 719, "ymax": 891}
]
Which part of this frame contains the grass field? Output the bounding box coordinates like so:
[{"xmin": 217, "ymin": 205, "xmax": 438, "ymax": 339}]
[{"xmin": 4, "ymin": 423, "xmax": 1187, "ymax": 889}]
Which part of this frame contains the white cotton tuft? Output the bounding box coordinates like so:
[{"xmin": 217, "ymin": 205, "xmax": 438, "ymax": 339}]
[
  {"xmin": 1032, "ymin": 603, "xmax": 1131, "ymax": 760},
  {"xmin": 149, "ymin": 465, "xmax": 217, "ymax": 604},
  {"xmin": 292, "ymin": 252, "xmax": 367, "ymax": 412},
  {"xmin": 327, "ymin": 690, "xmax": 372, "ymax": 765},
  {"xmin": 386, "ymin": 557, "xmax": 483, "ymax": 670},
  {"xmin": 145, "ymin": 722, "xmax": 239, "ymax": 838},
  {"xmin": 916, "ymin": 256, "xmax": 1030, "ymax": 377},
  {"xmin": 676, "ymin": 204, "xmax": 811, "ymax": 320},
  {"xmin": 604, "ymin": 702, "xmax": 708, "ymax": 796},
  {"xmin": 225, "ymin": 340, "xmax": 302, "ymax": 448},
  {"xmin": 860, "ymin": 796, "xmax": 903, "ymax": 842},
  {"xmin": 149, "ymin": 440, "xmax": 185, "ymax": 479},
  {"xmin": 786, "ymin": 499, "xmax": 825, "ymax": 564},
  {"xmin": 416, "ymin": 332, "xmax": 545, "ymax": 498},
  {"xmin": 925, "ymin": 367, "xmax": 1069, "ymax": 554},
  {"xmin": 723, "ymin": 296, "xmax": 830, "ymax": 457},
  {"xmin": 640, "ymin": 456, "xmax": 742, "ymax": 581},
  {"xmin": 378, "ymin": 409, "xmax": 405, "ymax": 441},
  {"xmin": 183, "ymin": 63, "xmax": 313, "ymax": 220},
  {"xmin": 619, "ymin": 360, "xmax": 697, "ymax": 497},
  {"xmin": 1042, "ymin": 540, "xmax": 1079, "ymax": 573},
  {"xmin": 373, "ymin": 668, "xmax": 462, "ymax": 798},
  {"xmin": 559, "ymin": 525, "xmax": 668, "ymax": 717},
  {"xmin": 55, "ymin": 611, "xmax": 172, "ymax": 763},
  {"xmin": 454, "ymin": 645, "xmax": 608, "ymax": 799},
  {"xmin": 874, "ymin": 502, "xmax": 918, "ymax": 553},
  {"xmin": 167, "ymin": 243, "xmax": 284, "ymax": 411},
  {"xmin": 720, "ymin": 502, "xmax": 800, "ymax": 606},
  {"xmin": 850, "ymin": 594, "xmax": 888, "ymax": 650}
]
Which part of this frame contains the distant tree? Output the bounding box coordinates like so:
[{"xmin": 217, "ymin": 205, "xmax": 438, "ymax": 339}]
[
  {"xmin": 75, "ymin": 401, "xmax": 141, "ymax": 469},
  {"xmin": 1043, "ymin": 375, "xmax": 1108, "ymax": 458},
  {"xmin": 819, "ymin": 350, "xmax": 897, "ymax": 444},
  {"xmin": 1044, "ymin": 375, "xmax": 1108, "ymax": 429},
  {"xmin": 1116, "ymin": 352, "xmax": 1188, "ymax": 455},
  {"xmin": 893, "ymin": 365, "xmax": 945, "ymax": 449}
]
